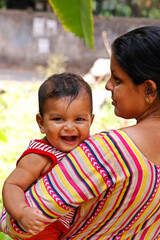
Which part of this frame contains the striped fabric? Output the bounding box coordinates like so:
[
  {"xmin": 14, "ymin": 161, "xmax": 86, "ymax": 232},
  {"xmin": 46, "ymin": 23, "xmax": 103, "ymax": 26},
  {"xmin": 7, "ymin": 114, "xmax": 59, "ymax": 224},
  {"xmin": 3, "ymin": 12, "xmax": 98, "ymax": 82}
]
[{"xmin": 2, "ymin": 130, "xmax": 160, "ymax": 239}]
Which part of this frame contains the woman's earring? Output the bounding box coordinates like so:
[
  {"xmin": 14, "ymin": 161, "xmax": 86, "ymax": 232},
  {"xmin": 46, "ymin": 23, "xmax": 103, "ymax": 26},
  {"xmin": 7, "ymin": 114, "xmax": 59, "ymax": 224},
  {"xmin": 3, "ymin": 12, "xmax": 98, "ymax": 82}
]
[{"xmin": 145, "ymin": 96, "xmax": 149, "ymax": 103}]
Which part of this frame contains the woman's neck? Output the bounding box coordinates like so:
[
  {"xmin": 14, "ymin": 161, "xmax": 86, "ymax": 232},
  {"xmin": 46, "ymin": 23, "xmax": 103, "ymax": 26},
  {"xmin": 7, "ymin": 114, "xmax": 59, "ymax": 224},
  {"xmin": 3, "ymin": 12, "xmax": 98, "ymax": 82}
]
[{"xmin": 137, "ymin": 107, "xmax": 160, "ymax": 123}]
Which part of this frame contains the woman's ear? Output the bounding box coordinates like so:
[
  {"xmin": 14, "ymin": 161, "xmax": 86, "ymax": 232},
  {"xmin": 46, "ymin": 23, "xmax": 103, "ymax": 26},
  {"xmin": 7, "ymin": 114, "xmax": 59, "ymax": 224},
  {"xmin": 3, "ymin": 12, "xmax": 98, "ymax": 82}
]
[
  {"xmin": 144, "ymin": 80, "xmax": 157, "ymax": 104},
  {"xmin": 36, "ymin": 113, "xmax": 45, "ymax": 134}
]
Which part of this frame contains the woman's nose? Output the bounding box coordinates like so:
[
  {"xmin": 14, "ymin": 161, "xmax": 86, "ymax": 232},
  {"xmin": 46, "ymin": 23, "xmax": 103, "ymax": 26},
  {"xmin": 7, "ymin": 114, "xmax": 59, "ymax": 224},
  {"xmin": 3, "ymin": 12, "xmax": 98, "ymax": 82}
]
[{"xmin": 105, "ymin": 78, "xmax": 112, "ymax": 91}]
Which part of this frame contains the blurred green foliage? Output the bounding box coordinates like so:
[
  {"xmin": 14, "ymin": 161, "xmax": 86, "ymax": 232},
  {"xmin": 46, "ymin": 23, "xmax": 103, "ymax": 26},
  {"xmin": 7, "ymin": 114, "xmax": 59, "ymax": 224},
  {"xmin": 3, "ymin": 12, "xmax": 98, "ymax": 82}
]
[
  {"xmin": 0, "ymin": 80, "xmax": 42, "ymax": 209},
  {"xmin": 0, "ymin": 232, "xmax": 11, "ymax": 240},
  {"xmin": 0, "ymin": 0, "xmax": 6, "ymax": 9},
  {"xmin": 93, "ymin": 0, "xmax": 160, "ymax": 18}
]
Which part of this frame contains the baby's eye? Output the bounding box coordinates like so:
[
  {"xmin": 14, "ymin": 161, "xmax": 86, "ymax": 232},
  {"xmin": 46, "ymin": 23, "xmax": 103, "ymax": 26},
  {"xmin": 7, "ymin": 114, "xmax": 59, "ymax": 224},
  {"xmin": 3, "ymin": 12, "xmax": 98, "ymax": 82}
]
[
  {"xmin": 53, "ymin": 117, "xmax": 63, "ymax": 121},
  {"xmin": 76, "ymin": 118, "xmax": 84, "ymax": 122}
]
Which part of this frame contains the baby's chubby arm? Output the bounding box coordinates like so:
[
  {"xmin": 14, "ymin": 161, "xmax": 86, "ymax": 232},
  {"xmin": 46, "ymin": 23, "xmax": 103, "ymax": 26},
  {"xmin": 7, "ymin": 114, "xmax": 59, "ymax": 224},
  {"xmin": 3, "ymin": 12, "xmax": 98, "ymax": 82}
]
[{"xmin": 2, "ymin": 153, "xmax": 52, "ymax": 235}]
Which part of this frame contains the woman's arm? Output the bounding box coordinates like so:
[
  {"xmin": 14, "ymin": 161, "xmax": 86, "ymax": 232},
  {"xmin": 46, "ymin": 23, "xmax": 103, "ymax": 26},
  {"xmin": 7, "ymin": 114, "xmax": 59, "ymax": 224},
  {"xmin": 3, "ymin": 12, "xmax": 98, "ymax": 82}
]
[
  {"xmin": 25, "ymin": 135, "xmax": 113, "ymax": 218},
  {"xmin": 1, "ymin": 134, "xmax": 113, "ymax": 238}
]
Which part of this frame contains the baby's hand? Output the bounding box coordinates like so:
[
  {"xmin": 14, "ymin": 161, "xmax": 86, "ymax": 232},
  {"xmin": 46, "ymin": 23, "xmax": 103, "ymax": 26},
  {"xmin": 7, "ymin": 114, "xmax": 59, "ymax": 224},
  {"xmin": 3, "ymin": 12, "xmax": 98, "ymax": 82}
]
[{"xmin": 19, "ymin": 207, "xmax": 48, "ymax": 235}]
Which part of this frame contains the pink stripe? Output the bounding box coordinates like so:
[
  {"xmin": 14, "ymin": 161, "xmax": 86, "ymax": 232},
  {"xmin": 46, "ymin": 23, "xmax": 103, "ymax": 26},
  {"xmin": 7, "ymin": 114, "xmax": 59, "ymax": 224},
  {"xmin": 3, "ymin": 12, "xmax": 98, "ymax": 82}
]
[
  {"xmin": 49, "ymin": 168, "xmax": 75, "ymax": 203},
  {"xmin": 87, "ymin": 138, "xmax": 117, "ymax": 184},
  {"xmin": 97, "ymin": 186, "xmax": 126, "ymax": 239},
  {"xmin": 70, "ymin": 195, "xmax": 103, "ymax": 240},
  {"xmin": 103, "ymin": 133, "xmax": 127, "ymax": 177},
  {"xmin": 67, "ymin": 205, "xmax": 82, "ymax": 238},
  {"xmin": 69, "ymin": 145, "xmax": 101, "ymax": 195},
  {"xmin": 59, "ymin": 161, "xmax": 88, "ymax": 201},
  {"xmin": 133, "ymin": 225, "xmax": 140, "ymax": 238},
  {"xmin": 84, "ymin": 198, "xmax": 111, "ymax": 240},
  {"xmin": 115, "ymin": 131, "xmax": 144, "ymax": 205},
  {"xmin": 42, "ymin": 175, "xmax": 71, "ymax": 212},
  {"xmin": 25, "ymin": 195, "xmax": 30, "ymax": 206},
  {"xmin": 152, "ymin": 218, "xmax": 160, "ymax": 239},
  {"xmin": 32, "ymin": 184, "xmax": 56, "ymax": 217},
  {"xmin": 140, "ymin": 225, "xmax": 151, "ymax": 239}
]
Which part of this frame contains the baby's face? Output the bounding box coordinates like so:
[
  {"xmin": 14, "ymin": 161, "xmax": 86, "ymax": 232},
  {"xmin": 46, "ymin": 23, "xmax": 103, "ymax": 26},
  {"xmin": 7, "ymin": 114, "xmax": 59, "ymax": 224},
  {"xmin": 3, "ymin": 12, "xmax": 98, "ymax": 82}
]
[{"xmin": 39, "ymin": 93, "xmax": 94, "ymax": 152}]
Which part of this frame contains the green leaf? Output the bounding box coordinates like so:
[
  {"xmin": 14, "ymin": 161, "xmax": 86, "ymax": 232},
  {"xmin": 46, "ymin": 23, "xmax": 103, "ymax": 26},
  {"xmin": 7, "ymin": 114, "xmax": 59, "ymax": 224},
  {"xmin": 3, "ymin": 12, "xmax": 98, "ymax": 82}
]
[{"xmin": 49, "ymin": 0, "xmax": 95, "ymax": 49}]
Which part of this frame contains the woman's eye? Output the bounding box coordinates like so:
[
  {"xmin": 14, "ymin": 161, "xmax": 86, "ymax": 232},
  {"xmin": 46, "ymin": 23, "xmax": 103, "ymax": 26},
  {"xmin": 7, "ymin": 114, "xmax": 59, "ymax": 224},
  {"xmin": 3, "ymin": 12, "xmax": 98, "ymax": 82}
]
[{"xmin": 113, "ymin": 74, "xmax": 120, "ymax": 84}]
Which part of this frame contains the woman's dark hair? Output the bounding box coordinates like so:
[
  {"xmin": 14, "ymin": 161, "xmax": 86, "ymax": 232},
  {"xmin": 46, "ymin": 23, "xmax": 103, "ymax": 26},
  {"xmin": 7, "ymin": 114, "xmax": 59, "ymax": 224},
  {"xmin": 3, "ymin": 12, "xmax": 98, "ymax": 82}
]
[
  {"xmin": 112, "ymin": 26, "xmax": 160, "ymax": 97},
  {"xmin": 38, "ymin": 72, "xmax": 93, "ymax": 116}
]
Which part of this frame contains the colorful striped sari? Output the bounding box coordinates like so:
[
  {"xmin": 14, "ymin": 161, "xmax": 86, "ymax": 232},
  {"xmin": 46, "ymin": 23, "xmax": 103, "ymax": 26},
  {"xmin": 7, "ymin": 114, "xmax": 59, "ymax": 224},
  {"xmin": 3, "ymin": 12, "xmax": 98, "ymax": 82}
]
[{"xmin": 1, "ymin": 130, "xmax": 160, "ymax": 239}]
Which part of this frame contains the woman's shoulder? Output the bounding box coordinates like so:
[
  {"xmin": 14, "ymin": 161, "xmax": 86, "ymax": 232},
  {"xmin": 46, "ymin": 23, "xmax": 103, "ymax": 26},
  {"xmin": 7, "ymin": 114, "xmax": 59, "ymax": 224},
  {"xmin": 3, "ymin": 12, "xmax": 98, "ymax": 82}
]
[
  {"xmin": 91, "ymin": 129, "xmax": 124, "ymax": 139},
  {"xmin": 84, "ymin": 129, "xmax": 130, "ymax": 151}
]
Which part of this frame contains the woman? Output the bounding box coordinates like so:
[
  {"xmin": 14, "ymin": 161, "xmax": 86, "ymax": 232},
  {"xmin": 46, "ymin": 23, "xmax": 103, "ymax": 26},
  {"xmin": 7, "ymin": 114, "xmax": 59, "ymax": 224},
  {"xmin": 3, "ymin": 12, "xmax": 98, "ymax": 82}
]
[{"xmin": 1, "ymin": 26, "xmax": 160, "ymax": 240}]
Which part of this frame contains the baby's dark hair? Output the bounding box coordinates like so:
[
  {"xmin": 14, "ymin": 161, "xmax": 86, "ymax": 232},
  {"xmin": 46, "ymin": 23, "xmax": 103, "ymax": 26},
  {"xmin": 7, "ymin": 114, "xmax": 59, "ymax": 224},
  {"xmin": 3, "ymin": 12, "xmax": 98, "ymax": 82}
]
[{"xmin": 38, "ymin": 72, "xmax": 93, "ymax": 116}]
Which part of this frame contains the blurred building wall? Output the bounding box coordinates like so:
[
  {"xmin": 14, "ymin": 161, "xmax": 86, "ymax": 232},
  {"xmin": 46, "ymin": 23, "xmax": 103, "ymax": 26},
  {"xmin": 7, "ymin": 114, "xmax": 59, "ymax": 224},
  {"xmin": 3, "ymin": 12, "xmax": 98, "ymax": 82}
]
[{"xmin": 0, "ymin": 10, "xmax": 160, "ymax": 73}]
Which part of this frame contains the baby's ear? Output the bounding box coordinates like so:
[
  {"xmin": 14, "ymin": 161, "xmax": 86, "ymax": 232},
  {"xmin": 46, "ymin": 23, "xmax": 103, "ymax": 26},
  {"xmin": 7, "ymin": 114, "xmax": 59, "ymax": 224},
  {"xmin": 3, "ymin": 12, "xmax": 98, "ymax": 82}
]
[
  {"xmin": 144, "ymin": 80, "xmax": 157, "ymax": 104},
  {"xmin": 36, "ymin": 113, "xmax": 45, "ymax": 134},
  {"xmin": 91, "ymin": 114, "xmax": 95, "ymax": 125}
]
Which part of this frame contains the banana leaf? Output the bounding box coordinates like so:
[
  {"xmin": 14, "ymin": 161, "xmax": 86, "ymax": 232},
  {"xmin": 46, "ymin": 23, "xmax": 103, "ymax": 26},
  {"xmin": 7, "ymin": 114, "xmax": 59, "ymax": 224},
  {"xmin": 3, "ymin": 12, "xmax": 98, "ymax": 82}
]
[{"xmin": 49, "ymin": 0, "xmax": 95, "ymax": 49}]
